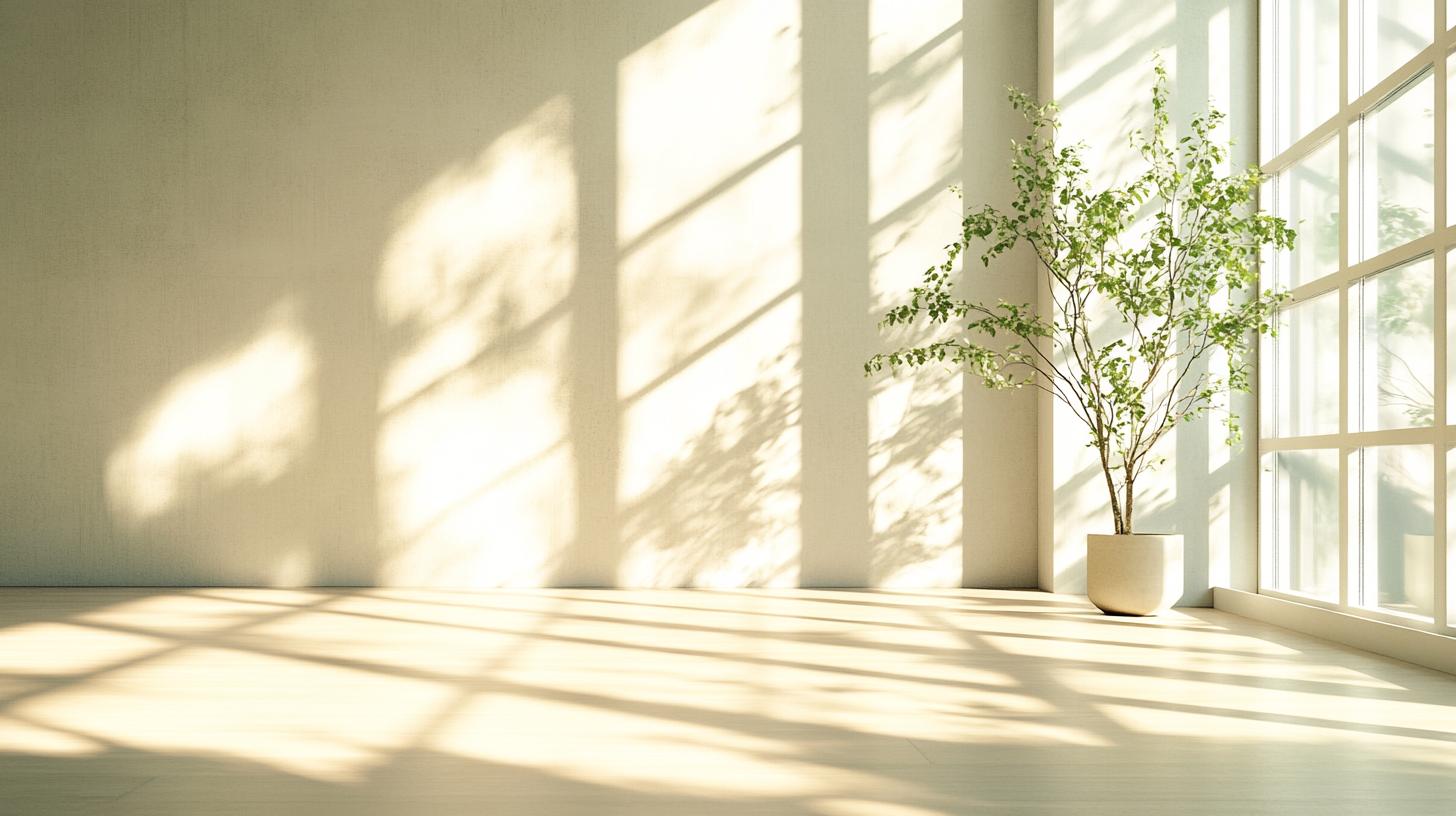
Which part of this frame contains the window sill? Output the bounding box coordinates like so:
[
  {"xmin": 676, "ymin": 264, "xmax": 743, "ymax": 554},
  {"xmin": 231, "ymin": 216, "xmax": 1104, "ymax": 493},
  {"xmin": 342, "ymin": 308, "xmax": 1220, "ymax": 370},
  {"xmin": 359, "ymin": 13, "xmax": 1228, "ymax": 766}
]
[{"xmin": 1213, "ymin": 587, "xmax": 1456, "ymax": 676}]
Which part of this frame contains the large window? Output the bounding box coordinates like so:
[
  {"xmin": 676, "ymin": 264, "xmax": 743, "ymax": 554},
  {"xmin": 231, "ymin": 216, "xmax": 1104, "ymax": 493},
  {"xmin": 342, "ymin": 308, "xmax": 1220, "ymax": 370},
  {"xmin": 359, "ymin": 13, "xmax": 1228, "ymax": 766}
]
[{"xmin": 1260, "ymin": 0, "xmax": 1455, "ymax": 635}]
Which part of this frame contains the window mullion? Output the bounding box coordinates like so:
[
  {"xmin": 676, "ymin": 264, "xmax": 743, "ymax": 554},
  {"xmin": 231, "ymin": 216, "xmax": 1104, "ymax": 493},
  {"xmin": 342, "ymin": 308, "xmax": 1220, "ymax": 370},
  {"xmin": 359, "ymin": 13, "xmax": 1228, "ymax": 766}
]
[
  {"xmin": 1262, "ymin": 0, "xmax": 1450, "ymax": 630},
  {"xmin": 1337, "ymin": 0, "xmax": 1351, "ymax": 609},
  {"xmin": 1436, "ymin": 9, "xmax": 1450, "ymax": 629}
]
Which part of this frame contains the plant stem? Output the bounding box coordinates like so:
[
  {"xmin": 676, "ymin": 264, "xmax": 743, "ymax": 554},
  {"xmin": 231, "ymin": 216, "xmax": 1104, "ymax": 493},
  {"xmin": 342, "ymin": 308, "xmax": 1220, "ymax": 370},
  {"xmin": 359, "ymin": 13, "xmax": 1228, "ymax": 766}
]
[
  {"xmin": 1123, "ymin": 464, "xmax": 1135, "ymax": 534},
  {"xmin": 1100, "ymin": 450, "xmax": 1125, "ymax": 535}
]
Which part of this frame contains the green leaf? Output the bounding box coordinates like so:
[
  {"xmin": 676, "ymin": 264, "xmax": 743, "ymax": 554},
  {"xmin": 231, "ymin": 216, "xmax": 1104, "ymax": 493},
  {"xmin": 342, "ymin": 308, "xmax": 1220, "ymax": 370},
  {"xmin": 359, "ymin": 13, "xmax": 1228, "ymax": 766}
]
[{"xmin": 866, "ymin": 56, "xmax": 1292, "ymax": 533}]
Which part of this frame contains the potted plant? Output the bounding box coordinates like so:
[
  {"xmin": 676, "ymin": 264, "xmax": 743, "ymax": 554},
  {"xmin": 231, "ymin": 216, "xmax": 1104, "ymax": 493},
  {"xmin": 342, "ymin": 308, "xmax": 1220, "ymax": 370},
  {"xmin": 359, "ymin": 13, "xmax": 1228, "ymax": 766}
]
[{"xmin": 867, "ymin": 65, "xmax": 1294, "ymax": 615}]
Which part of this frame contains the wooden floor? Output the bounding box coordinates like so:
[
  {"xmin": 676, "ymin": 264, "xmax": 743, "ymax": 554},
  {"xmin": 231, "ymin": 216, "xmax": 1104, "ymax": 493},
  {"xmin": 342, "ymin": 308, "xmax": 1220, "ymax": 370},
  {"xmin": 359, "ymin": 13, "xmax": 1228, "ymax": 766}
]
[{"xmin": 0, "ymin": 589, "xmax": 1453, "ymax": 815}]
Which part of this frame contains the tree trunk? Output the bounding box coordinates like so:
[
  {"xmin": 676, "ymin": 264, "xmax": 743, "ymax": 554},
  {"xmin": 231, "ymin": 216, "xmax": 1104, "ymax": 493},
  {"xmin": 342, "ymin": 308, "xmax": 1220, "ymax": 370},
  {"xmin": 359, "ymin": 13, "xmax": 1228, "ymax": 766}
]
[
  {"xmin": 1123, "ymin": 465, "xmax": 1136, "ymax": 534},
  {"xmin": 1101, "ymin": 457, "xmax": 1125, "ymax": 535}
]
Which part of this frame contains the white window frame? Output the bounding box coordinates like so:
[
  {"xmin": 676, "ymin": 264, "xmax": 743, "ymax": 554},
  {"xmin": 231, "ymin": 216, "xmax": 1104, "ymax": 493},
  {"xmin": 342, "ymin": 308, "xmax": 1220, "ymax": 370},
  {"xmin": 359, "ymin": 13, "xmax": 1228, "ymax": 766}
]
[{"xmin": 1258, "ymin": 0, "xmax": 1455, "ymax": 637}]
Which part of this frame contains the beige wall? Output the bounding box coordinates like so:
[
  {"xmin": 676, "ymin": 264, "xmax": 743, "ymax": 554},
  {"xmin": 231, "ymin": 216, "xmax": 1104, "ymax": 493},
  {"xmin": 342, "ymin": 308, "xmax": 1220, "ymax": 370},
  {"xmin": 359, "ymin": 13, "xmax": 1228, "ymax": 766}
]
[
  {"xmin": 1039, "ymin": 0, "xmax": 1260, "ymax": 603},
  {"xmin": 0, "ymin": 0, "xmax": 1038, "ymax": 587}
]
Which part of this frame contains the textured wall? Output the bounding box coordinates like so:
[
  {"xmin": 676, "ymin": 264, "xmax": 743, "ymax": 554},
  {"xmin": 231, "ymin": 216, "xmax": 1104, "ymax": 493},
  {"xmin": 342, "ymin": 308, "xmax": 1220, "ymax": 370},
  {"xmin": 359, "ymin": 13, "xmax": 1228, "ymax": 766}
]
[
  {"xmin": 0, "ymin": 0, "xmax": 1036, "ymax": 587},
  {"xmin": 1039, "ymin": 0, "xmax": 1259, "ymax": 603}
]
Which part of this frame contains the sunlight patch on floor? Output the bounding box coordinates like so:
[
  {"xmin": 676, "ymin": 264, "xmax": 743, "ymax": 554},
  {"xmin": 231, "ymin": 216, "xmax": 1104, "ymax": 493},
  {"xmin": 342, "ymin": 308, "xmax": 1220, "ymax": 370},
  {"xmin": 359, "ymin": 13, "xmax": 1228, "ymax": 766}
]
[
  {"xmin": 1066, "ymin": 666, "xmax": 1456, "ymax": 736},
  {"xmin": 11, "ymin": 645, "xmax": 452, "ymax": 782},
  {"xmin": 0, "ymin": 622, "xmax": 168, "ymax": 676},
  {"xmin": 425, "ymin": 691, "xmax": 891, "ymax": 798},
  {"xmin": 4, "ymin": 589, "xmax": 1454, "ymax": 812},
  {"xmin": 74, "ymin": 593, "xmax": 310, "ymax": 634},
  {"xmin": 0, "ymin": 715, "xmax": 104, "ymax": 757}
]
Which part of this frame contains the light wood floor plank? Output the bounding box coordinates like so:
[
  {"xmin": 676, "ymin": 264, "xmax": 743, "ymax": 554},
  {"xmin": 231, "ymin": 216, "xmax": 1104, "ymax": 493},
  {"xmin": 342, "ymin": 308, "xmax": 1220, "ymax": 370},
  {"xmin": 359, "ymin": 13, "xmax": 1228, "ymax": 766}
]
[{"xmin": 0, "ymin": 588, "xmax": 1452, "ymax": 815}]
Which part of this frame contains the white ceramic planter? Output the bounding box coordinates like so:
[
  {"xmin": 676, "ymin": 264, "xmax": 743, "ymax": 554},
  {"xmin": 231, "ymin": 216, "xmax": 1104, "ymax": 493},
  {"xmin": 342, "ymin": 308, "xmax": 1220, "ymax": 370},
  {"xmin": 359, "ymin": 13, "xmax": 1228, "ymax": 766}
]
[{"xmin": 1086, "ymin": 533, "xmax": 1183, "ymax": 616}]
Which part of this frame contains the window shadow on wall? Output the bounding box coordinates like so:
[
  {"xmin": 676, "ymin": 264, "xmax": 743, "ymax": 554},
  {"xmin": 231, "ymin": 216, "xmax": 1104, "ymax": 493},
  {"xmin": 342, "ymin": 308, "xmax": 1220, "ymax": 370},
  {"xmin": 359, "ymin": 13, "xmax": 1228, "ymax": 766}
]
[
  {"xmin": 1047, "ymin": 0, "xmax": 1257, "ymax": 602},
  {"xmin": 2, "ymin": 0, "xmax": 998, "ymax": 589}
]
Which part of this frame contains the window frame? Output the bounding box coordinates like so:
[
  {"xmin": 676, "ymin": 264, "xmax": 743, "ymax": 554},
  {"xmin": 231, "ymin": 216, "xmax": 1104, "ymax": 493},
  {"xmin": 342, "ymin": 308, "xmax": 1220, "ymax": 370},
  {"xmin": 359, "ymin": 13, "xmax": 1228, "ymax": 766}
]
[{"xmin": 1258, "ymin": 0, "xmax": 1455, "ymax": 637}]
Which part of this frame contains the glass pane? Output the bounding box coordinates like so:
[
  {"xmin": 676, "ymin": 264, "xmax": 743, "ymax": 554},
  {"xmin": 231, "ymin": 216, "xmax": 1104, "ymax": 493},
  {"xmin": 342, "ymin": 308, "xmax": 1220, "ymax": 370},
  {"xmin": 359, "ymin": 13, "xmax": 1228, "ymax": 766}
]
[
  {"xmin": 1447, "ymin": 447, "xmax": 1456, "ymax": 627},
  {"xmin": 1354, "ymin": 0, "xmax": 1434, "ymax": 96},
  {"xmin": 1449, "ymin": 53, "xmax": 1456, "ymax": 226},
  {"xmin": 1448, "ymin": 253, "xmax": 1456, "ymax": 423},
  {"xmin": 1358, "ymin": 445, "xmax": 1435, "ymax": 619},
  {"xmin": 1358, "ymin": 71, "xmax": 1434, "ymax": 260},
  {"xmin": 1270, "ymin": 138, "xmax": 1340, "ymax": 288},
  {"xmin": 1270, "ymin": 0, "xmax": 1340, "ymax": 154},
  {"xmin": 1356, "ymin": 257, "xmax": 1435, "ymax": 431},
  {"xmin": 1266, "ymin": 292, "xmax": 1340, "ymax": 436},
  {"xmin": 1262, "ymin": 450, "xmax": 1341, "ymax": 601}
]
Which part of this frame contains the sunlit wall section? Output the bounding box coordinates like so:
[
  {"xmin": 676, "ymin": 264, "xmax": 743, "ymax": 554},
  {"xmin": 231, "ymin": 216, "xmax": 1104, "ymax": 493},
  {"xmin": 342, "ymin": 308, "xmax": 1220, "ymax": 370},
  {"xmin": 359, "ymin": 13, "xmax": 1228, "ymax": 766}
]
[
  {"xmin": 107, "ymin": 301, "xmax": 316, "ymax": 522},
  {"xmin": 105, "ymin": 300, "xmax": 317, "ymax": 584},
  {"xmin": 866, "ymin": 0, "xmax": 963, "ymax": 587},
  {"xmin": 1044, "ymin": 0, "xmax": 1258, "ymax": 600},
  {"xmin": 375, "ymin": 97, "xmax": 577, "ymax": 587},
  {"xmin": 616, "ymin": 0, "xmax": 803, "ymax": 587},
  {"xmin": 1046, "ymin": 1, "xmax": 1180, "ymax": 596}
]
